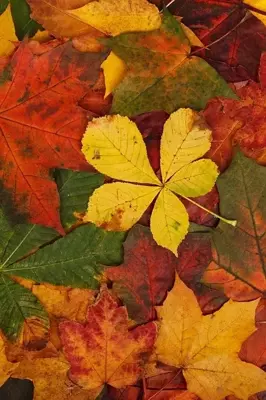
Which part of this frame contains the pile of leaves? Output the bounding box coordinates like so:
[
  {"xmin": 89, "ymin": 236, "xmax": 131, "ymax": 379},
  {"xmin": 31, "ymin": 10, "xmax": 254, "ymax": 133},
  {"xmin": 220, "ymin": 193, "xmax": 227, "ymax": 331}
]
[{"xmin": 1, "ymin": 0, "xmax": 266, "ymax": 399}]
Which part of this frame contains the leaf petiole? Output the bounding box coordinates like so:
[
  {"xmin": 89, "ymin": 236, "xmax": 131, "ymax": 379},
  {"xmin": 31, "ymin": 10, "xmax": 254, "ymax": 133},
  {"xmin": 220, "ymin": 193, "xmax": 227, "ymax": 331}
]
[{"xmin": 179, "ymin": 194, "xmax": 237, "ymax": 227}]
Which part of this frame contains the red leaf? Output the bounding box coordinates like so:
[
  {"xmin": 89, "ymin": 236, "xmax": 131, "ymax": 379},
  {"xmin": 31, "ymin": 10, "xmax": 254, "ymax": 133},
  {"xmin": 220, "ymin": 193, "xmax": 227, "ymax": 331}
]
[
  {"xmin": 204, "ymin": 53, "xmax": 266, "ymax": 171},
  {"xmin": 107, "ymin": 224, "xmax": 176, "ymax": 324},
  {"xmin": 59, "ymin": 287, "xmax": 156, "ymax": 391},
  {"xmin": 170, "ymin": 0, "xmax": 266, "ymax": 82},
  {"xmin": 177, "ymin": 232, "xmax": 227, "ymax": 314},
  {"xmin": 0, "ymin": 40, "xmax": 105, "ymax": 233}
]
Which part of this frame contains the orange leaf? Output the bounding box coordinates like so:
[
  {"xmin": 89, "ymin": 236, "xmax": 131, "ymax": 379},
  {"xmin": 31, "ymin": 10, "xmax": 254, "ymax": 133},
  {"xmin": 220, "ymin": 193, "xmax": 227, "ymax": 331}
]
[{"xmin": 59, "ymin": 287, "xmax": 157, "ymax": 391}]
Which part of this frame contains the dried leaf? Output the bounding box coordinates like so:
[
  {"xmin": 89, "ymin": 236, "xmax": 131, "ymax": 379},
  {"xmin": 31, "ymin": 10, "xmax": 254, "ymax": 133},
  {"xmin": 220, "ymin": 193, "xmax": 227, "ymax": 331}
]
[
  {"xmin": 59, "ymin": 287, "xmax": 157, "ymax": 391},
  {"xmin": 155, "ymin": 274, "xmax": 266, "ymax": 400}
]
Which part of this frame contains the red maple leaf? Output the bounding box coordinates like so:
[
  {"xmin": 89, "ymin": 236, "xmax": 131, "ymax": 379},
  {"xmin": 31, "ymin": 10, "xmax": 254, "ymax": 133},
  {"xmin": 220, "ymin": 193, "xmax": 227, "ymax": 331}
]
[{"xmin": 0, "ymin": 40, "xmax": 105, "ymax": 233}]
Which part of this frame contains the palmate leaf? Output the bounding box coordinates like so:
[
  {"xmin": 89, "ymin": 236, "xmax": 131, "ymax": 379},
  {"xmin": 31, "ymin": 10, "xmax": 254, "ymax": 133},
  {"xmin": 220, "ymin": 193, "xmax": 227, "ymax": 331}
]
[
  {"xmin": 82, "ymin": 109, "xmax": 226, "ymax": 255},
  {"xmin": 55, "ymin": 169, "xmax": 104, "ymax": 228},
  {"xmin": 0, "ymin": 208, "xmax": 56, "ymax": 339}
]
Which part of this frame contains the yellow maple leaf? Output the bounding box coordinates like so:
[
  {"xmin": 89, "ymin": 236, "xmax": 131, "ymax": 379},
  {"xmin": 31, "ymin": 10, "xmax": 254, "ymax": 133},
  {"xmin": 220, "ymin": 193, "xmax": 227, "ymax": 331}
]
[
  {"xmin": 82, "ymin": 109, "xmax": 234, "ymax": 255},
  {"xmin": 244, "ymin": 0, "xmax": 266, "ymax": 25},
  {"xmin": 154, "ymin": 274, "xmax": 266, "ymax": 400}
]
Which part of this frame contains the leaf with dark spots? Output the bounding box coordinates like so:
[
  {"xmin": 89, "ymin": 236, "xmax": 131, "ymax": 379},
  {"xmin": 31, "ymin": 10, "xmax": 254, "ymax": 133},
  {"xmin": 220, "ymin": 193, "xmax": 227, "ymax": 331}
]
[
  {"xmin": 106, "ymin": 224, "xmax": 176, "ymax": 324},
  {"xmin": 169, "ymin": 0, "xmax": 266, "ymax": 82},
  {"xmin": 204, "ymin": 53, "xmax": 266, "ymax": 172},
  {"xmin": 0, "ymin": 40, "xmax": 105, "ymax": 233}
]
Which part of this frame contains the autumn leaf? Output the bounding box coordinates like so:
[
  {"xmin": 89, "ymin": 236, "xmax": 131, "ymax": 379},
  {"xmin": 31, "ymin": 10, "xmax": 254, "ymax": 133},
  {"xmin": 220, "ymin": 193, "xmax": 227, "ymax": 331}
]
[
  {"xmin": 204, "ymin": 52, "xmax": 266, "ymax": 171},
  {"xmin": 106, "ymin": 224, "xmax": 176, "ymax": 324},
  {"xmin": 0, "ymin": 40, "xmax": 105, "ymax": 233},
  {"xmin": 154, "ymin": 273, "xmax": 266, "ymax": 400},
  {"xmin": 0, "ymin": 5, "xmax": 17, "ymax": 57},
  {"xmin": 0, "ymin": 333, "xmax": 19, "ymax": 387},
  {"xmin": 12, "ymin": 354, "xmax": 96, "ymax": 400},
  {"xmin": 244, "ymin": 0, "xmax": 266, "ymax": 26},
  {"xmin": 27, "ymin": 0, "xmax": 160, "ymax": 53},
  {"xmin": 9, "ymin": 0, "xmax": 42, "ymax": 40},
  {"xmin": 59, "ymin": 287, "xmax": 157, "ymax": 391},
  {"xmin": 169, "ymin": 0, "xmax": 266, "ymax": 82},
  {"xmin": 105, "ymin": 11, "xmax": 236, "ymax": 116},
  {"xmin": 54, "ymin": 169, "xmax": 104, "ymax": 228},
  {"xmin": 82, "ymin": 109, "xmax": 225, "ymax": 255},
  {"xmin": 203, "ymin": 151, "xmax": 266, "ymax": 300},
  {"xmin": 0, "ymin": 204, "xmax": 56, "ymax": 339},
  {"xmin": 7, "ymin": 223, "xmax": 125, "ymax": 289}
]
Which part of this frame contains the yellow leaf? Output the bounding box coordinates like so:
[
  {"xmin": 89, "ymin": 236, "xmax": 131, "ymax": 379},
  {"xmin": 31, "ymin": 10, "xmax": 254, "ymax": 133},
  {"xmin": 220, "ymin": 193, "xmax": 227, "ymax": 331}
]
[
  {"xmin": 101, "ymin": 52, "xmax": 127, "ymax": 98},
  {"xmin": 166, "ymin": 159, "xmax": 218, "ymax": 197},
  {"xmin": 82, "ymin": 115, "xmax": 161, "ymax": 185},
  {"xmin": 244, "ymin": 1, "xmax": 266, "ymax": 25},
  {"xmin": 150, "ymin": 188, "xmax": 189, "ymax": 256},
  {"xmin": 160, "ymin": 109, "xmax": 212, "ymax": 183},
  {"xmin": 155, "ymin": 274, "xmax": 266, "ymax": 400},
  {"xmin": 82, "ymin": 110, "xmax": 220, "ymax": 255},
  {"xmin": 69, "ymin": 0, "xmax": 161, "ymax": 36},
  {"xmin": 180, "ymin": 22, "xmax": 204, "ymax": 47},
  {"xmin": 0, "ymin": 5, "xmax": 17, "ymax": 57},
  {"xmin": 0, "ymin": 333, "xmax": 19, "ymax": 386},
  {"xmin": 84, "ymin": 182, "xmax": 160, "ymax": 231}
]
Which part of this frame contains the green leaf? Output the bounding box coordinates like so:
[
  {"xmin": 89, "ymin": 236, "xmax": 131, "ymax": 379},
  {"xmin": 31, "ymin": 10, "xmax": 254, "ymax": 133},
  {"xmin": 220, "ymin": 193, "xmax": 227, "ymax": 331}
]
[
  {"xmin": 202, "ymin": 151, "xmax": 266, "ymax": 300},
  {"xmin": 107, "ymin": 11, "xmax": 237, "ymax": 116},
  {"xmin": 0, "ymin": 276, "xmax": 48, "ymax": 340},
  {"xmin": 0, "ymin": 0, "xmax": 9, "ymax": 15},
  {"xmin": 0, "ymin": 208, "xmax": 56, "ymax": 339},
  {"xmin": 55, "ymin": 169, "xmax": 104, "ymax": 228},
  {"xmin": 7, "ymin": 224, "xmax": 126, "ymax": 289},
  {"xmin": 10, "ymin": 0, "xmax": 42, "ymax": 40}
]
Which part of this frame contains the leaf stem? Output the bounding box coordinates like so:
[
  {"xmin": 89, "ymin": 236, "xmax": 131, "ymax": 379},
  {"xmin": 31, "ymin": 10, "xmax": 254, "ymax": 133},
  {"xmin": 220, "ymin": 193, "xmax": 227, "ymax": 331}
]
[{"xmin": 179, "ymin": 194, "xmax": 237, "ymax": 227}]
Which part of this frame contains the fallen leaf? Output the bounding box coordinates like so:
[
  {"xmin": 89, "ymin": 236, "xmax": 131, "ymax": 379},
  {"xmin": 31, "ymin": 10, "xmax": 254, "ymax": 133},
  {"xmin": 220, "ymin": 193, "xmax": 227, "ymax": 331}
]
[
  {"xmin": 10, "ymin": 0, "xmax": 41, "ymax": 40},
  {"xmin": 59, "ymin": 287, "xmax": 157, "ymax": 391},
  {"xmin": 27, "ymin": 0, "xmax": 160, "ymax": 53},
  {"xmin": 82, "ymin": 109, "xmax": 219, "ymax": 254},
  {"xmin": 204, "ymin": 52, "xmax": 266, "ymax": 171},
  {"xmin": 7, "ymin": 223, "xmax": 125, "ymax": 289},
  {"xmin": 244, "ymin": 0, "xmax": 266, "ymax": 25},
  {"xmin": 0, "ymin": 333, "xmax": 19, "ymax": 387},
  {"xmin": 203, "ymin": 151, "xmax": 266, "ymax": 300},
  {"xmin": 106, "ymin": 224, "xmax": 176, "ymax": 324},
  {"xmin": 169, "ymin": 0, "xmax": 266, "ymax": 82},
  {"xmin": 101, "ymin": 52, "xmax": 127, "ymax": 99},
  {"xmin": 0, "ymin": 40, "xmax": 105, "ymax": 233},
  {"xmin": 54, "ymin": 169, "xmax": 104, "ymax": 228},
  {"xmin": 0, "ymin": 204, "xmax": 56, "ymax": 339},
  {"xmin": 106, "ymin": 11, "xmax": 236, "ymax": 116},
  {"xmin": 0, "ymin": 5, "xmax": 17, "ymax": 57},
  {"xmin": 12, "ymin": 354, "xmax": 96, "ymax": 400},
  {"xmin": 154, "ymin": 274, "xmax": 266, "ymax": 400}
]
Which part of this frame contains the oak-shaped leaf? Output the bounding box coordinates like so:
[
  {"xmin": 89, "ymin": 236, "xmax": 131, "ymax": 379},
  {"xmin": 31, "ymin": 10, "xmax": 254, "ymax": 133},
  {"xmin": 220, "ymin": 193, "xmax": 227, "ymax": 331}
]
[
  {"xmin": 205, "ymin": 52, "xmax": 266, "ymax": 172},
  {"xmin": 105, "ymin": 11, "xmax": 236, "ymax": 116},
  {"xmin": 59, "ymin": 287, "xmax": 157, "ymax": 392},
  {"xmin": 0, "ymin": 40, "xmax": 105, "ymax": 233},
  {"xmin": 82, "ymin": 109, "xmax": 220, "ymax": 255},
  {"xmin": 202, "ymin": 151, "xmax": 266, "ymax": 301},
  {"xmin": 154, "ymin": 274, "xmax": 266, "ymax": 400}
]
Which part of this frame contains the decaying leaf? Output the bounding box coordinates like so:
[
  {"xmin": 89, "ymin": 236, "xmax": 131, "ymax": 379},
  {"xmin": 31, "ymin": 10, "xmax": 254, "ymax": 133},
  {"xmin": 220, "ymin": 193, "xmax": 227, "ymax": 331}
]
[
  {"xmin": 154, "ymin": 274, "xmax": 266, "ymax": 400},
  {"xmin": 59, "ymin": 287, "xmax": 157, "ymax": 391},
  {"xmin": 0, "ymin": 333, "xmax": 19, "ymax": 386},
  {"xmin": 203, "ymin": 151, "xmax": 266, "ymax": 300},
  {"xmin": 106, "ymin": 224, "xmax": 176, "ymax": 324},
  {"xmin": 105, "ymin": 11, "xmax": 236, "ymax": 116},
  {"xmin": 82, "ymin": 109, "xmax": 220, "ymax": 255},
  {"xmin": 205, "ymin": 52, "xmax": 266, "ymax": 171},
  {"xmin": 0, "ymin": 40, "xmax": 105, "ymax": 233}
]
